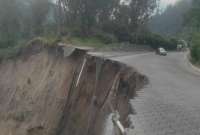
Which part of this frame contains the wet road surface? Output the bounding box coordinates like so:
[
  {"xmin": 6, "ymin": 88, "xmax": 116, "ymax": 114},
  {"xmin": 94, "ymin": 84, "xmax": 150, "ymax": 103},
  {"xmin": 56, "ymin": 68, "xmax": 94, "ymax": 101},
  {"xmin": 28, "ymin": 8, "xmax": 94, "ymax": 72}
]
[{"xmin": 114, "ymin": 52, "xmax": 200, "ymax": 135}]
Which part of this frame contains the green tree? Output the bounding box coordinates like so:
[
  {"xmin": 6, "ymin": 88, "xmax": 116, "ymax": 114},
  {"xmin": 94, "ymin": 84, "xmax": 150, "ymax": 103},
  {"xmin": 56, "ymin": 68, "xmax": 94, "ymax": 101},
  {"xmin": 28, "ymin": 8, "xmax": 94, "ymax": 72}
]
[
  {"xmin": 0, "ymin": 0, "xmax": 21, "ymax": 47},
  {"xmin": 149, "ymin": 0, "xmax": 192, "ymax": 36},
  {"xmin": 185, "ymin": 0, "xmax": 200, "ymax": 28},
  {"xmin": 57, "ymin": 0, "xmax": 157, "ymax": 39},
  {"xmin": 190, "ymin": 33, "xmax": 200, "ymax": 63},
  {"xmin": 30, "ymin": 0, "xmax": 51, "ymax": 35},
  {"xmin": 185, "ymin": 0, "xmax": 200, "ymax": 63}
]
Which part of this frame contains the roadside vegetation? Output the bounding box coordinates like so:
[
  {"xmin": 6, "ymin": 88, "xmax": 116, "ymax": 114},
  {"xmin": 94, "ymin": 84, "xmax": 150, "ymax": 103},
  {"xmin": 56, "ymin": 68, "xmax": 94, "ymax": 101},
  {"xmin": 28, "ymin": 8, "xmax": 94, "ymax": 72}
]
[
  {"xmin": 190, "ymin": 33, "xmax": 200, "ymax": 65},
  {"xmin": 133, "ymin": 32, "xmax": 178, "ymax": 50},
  {"xmin": 0, "ymin": 0, "xmax": 181, "ymax": 60},
  {"xmin": 184, "ymin": 0, "xmax": 200, "ymax": 64}
]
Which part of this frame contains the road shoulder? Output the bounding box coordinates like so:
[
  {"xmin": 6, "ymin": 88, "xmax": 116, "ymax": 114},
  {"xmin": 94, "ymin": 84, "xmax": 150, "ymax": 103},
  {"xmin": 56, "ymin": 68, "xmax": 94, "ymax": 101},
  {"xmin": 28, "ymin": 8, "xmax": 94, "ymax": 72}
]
[{"xmin": 185, "ymin": 51, "xmax": 200, "ymax": 74}]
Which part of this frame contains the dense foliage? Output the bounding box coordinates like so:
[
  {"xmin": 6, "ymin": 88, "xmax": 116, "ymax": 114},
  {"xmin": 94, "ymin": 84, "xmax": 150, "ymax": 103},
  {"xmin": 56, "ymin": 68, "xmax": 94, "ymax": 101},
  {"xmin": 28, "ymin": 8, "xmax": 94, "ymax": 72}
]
[
  {"xmin": 0, "ymin": 0, "xmax": 180, "ymax": 55},
  {"xmin": 0, "ymin": 0, "xmax": 21, "ymax": 47},
  {"xmin": 185, "ymin": 0, "xmax": 200, "ymax": 63},
  {"xmin": 57, "ymin": 0, "xmax": 157, "ymax": 40},
  {"xmin": 190, "ymin": 33, "xmax": 200, "ymax": 64},
  {"xmin": 0, "ymin": 0, "xmax": 53, "ymax": 48},
  {"xmin": 149, "ymin": 0, "xmax": 191, "ymax": 36},
  {"xmin": 132, "ymin": 32, "xmax": 177, "ymax": 50}
]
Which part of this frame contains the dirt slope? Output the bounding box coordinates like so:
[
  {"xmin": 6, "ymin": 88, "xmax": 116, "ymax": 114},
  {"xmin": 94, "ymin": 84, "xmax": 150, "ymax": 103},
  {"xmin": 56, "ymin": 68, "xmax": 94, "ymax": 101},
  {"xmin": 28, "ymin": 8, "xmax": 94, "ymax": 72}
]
[{"xmin": 0, "ymin": 39, "xmax": 147, "ymax": 135}]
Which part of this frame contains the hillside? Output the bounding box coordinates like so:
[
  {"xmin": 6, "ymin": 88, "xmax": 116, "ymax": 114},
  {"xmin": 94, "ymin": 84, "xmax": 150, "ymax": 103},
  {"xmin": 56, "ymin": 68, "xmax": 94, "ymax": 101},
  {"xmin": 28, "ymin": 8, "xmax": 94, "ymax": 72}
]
[{"xmin": 0, "ymin": 39, "xmax": 147, "ymax": 135}]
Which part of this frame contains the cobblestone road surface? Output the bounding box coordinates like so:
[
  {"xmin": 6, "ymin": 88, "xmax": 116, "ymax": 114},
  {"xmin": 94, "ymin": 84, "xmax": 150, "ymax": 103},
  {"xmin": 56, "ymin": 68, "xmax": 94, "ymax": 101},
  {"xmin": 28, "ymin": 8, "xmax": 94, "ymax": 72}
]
[{"xmin": 114, "ymin": 52, "xmax": 200, "ymax": 135}]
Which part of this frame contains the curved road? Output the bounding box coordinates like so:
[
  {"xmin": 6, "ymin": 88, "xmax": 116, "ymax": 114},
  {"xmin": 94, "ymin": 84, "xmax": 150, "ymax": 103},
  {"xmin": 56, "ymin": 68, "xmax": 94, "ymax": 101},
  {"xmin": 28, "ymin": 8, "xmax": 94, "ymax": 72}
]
[{"xmin": 114, "ymin": 52, "xmax": 200, "ymax": 135}]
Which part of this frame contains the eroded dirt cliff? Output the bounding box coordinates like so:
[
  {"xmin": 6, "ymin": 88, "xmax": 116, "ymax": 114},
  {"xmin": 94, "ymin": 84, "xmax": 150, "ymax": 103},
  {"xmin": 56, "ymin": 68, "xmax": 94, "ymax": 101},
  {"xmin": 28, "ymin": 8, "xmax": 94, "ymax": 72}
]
[{"xmin": 0, "ymin": 39, "xmax": 147, "ymax": 135}]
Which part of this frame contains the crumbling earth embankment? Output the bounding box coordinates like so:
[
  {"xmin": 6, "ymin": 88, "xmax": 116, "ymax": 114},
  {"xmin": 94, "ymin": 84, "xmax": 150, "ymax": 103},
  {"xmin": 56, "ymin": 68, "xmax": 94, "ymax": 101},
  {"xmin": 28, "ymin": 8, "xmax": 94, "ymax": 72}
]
[{"xmin": 0, "ymin": 39, "xmax": 148, "ymax": 135}]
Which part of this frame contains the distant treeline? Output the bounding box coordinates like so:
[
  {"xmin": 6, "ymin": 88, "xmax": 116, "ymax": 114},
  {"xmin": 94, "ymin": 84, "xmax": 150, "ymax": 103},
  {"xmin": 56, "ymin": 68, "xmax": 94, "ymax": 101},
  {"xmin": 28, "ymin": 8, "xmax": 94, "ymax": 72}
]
[
  {"xmin": 0, "ymin": 0, "xmax": 55, "ymax": 47},
  {"xmin": 0, "ymin": 0, "xmax": 181, "ymax": 51},
  {"xmin": 0, "ymin": 0, "xmax": 158, "ymax": 47},
  {"xmin": 149, "ymin": 0, "xmax": 192, "ymax": 36}
]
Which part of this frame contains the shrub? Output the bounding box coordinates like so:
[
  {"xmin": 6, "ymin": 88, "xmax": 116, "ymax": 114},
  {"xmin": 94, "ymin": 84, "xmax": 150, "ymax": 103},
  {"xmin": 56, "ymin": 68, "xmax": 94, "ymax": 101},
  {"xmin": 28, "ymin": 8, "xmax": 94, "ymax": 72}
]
[
  {"xmin": 191, "ymin": 44, "xmax": 200, "ymax": 63},
  {"xmin": 0, "ymin": 36, "xmax": 18, "ymax": 49},
  {"xmin": 94, "ymin": 32, "xmax": 117, "ymax": 44},
  {"xmin": 0, "ymin": 36, "xmax": 60, "ymax": 60},
  {"xmin": 190, "ymin": 33, "xmax": 200, "ymax": 64},
  {"xmin": 131, "ymin": 33, "xmax": 178, "ymax": 50},
  {"xmin": 114, "ymin": 28, "xmax": 132, "ymax": 42}
]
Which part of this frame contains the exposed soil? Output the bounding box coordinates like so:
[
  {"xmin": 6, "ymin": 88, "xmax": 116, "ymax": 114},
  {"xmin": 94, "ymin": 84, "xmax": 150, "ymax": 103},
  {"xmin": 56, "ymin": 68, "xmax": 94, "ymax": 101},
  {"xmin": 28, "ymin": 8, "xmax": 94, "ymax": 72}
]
[{"xmin": 0, "ymin": 40, "xmax": 148, "ymax": 135}]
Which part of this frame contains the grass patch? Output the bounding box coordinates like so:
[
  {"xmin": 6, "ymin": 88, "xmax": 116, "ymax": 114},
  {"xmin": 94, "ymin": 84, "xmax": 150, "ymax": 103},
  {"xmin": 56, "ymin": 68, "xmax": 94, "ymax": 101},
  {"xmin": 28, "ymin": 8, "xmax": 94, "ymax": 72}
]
[
  {"xmin": 0, "ymin": 36, "xmax": 60, "ymax": 60},
  {"xmin": 62, "ymin": 36, "xmax": 109, "ymax": 49},
  {"xmin": 26, "ymin": 36, "xmax": 60, "ymax": 47}
]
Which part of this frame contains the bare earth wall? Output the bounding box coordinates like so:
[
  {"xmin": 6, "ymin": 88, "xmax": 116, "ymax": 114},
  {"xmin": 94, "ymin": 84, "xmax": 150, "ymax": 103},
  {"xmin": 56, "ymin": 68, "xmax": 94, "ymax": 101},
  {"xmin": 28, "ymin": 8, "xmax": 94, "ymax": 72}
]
[{"xmin": 0, "ymin": 41, "xmax": 147, "ymax": 135}]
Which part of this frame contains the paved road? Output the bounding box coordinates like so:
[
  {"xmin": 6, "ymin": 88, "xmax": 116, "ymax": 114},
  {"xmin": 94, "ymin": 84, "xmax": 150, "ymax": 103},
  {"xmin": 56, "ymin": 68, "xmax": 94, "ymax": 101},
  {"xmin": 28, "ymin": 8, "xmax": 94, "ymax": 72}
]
[{"xmin": 114, "ymin": 52, "xmax": 200, "ymax": 135}]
